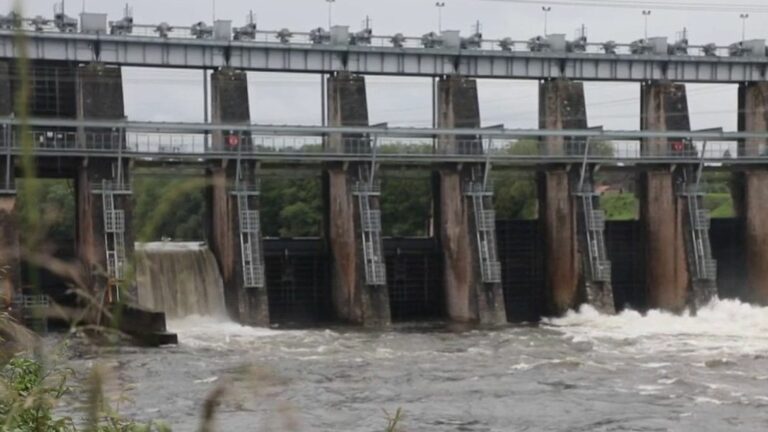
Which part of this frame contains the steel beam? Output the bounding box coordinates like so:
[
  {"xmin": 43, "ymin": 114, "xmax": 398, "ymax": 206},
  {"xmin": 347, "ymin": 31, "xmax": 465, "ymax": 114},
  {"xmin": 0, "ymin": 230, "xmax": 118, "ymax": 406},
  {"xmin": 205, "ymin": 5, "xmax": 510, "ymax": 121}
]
[{"xmin": 3, "ymin": 31, "xmax": 768, "ymax": 83}]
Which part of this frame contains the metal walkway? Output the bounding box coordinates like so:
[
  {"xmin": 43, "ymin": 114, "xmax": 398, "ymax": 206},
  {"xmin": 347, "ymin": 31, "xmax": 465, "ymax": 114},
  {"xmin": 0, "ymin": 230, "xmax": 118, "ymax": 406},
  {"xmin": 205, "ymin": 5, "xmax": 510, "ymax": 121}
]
[{"xmin": 1, "ymin": 118, "xmax": 767, "ymax": 167}]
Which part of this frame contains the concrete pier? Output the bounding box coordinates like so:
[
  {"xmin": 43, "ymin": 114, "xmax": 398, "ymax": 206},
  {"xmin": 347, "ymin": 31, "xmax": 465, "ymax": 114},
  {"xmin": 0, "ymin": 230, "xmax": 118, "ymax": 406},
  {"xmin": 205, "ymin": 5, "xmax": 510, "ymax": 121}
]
[
  {"xmin": 0, "ymin": 195, "xmax": 19, "ymax": 306},
  {"xmin": 639, "ymin": 82, "xmax": 690, "ymax": 311},
  {"xmin": 538, "ymin": 80, "xmax": 583, "ymax": 315},
  {"xmin": 207, "ymin": 69, "xmax": 269, "ymax": 325},
  {"xmin": 210, "ymin": 69, "xmax": 251, "ymax": 151},
  {"xmin": 324, "ymin": 72, "xmax": 390, "ymax": 326},
  {"xmin": 738, "ymin": 83, "xmax": 768, "ymax": 304},
  {"xmin": 435, "ymin": 76, "xmax": 505, "ymax": 324},
  {"xmin": 74, "ymin": 64, "xmax": 136, "ymax": 300},
  {"xmin": 0, "ymin": 61, "xmax": 19, "ymax": 306}
]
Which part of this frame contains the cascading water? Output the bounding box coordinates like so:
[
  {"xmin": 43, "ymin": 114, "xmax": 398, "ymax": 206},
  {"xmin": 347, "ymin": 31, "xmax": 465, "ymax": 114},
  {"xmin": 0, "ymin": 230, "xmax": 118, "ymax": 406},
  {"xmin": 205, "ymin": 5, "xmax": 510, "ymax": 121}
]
[{"xmin": 135, "ymin": 242, "xmax": 227, "ymax": 319}]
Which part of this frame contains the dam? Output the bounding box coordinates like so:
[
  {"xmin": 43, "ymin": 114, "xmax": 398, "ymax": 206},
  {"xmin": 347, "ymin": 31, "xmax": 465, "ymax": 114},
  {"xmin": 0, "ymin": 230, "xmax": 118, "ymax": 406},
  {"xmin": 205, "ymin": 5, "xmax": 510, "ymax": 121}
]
[{"xmin": 1, "ymin": 6, "xmax": 768, "ymax": 328}]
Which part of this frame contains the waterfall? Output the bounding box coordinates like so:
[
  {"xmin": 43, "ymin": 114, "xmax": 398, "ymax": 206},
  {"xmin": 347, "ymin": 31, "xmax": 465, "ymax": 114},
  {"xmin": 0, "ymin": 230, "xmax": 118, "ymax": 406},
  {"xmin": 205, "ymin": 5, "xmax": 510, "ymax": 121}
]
[{"xmin": 135, "ymin": 242, "xmax": 227, "ymax": 319}]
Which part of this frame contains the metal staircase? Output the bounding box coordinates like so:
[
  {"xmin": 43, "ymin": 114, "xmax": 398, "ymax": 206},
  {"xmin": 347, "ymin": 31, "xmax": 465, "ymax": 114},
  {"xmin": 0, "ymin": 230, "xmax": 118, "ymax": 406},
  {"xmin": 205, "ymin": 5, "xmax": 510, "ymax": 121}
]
[
  {"xmin": 352, "ymin": 165, "xmax": 386, "ymax": 286},
  {"xmin": 679, "ymin": 176, "xmax": 717, "ymax": 282},
  {"xmin": 99, "ymin": 179, "xmax": 130, "ymax": 302},
  {"xmin": 574, "ymin": 182, "xmax": 612, "ymax": 284},
  {"xmin": 465, "ymin": 167, "xmax": 502, "ymax": 284},
  {"xmin": 233, "ymin": 171, "xmax": 265, "ymax": 289},
  {"xmin": 573, "ymin": 138, "xmax": 615, "ymax": 313}
]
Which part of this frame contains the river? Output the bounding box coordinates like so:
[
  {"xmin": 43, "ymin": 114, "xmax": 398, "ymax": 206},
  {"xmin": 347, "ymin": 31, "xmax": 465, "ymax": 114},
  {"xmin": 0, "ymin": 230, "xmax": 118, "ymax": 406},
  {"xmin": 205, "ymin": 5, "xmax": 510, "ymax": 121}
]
[{"xmin": 59, "ymin": 299, "xmax": 768, "ymax": 431}]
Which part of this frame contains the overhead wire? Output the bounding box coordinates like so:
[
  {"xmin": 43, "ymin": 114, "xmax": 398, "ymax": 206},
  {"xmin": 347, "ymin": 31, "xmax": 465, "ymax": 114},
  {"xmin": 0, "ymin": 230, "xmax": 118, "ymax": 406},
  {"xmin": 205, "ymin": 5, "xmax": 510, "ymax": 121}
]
[{"xmin": 480, "ymin": 0, "xmax": 768, "ymax": 12}]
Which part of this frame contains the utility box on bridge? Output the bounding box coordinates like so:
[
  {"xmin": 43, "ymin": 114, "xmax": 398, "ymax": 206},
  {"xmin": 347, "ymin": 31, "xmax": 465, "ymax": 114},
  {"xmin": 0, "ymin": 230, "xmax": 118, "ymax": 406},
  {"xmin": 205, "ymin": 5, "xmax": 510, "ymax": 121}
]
[
  {"xmin": 441, "ymin": 30, "xmax": 461, "ymax": 49},
  {"xmin": 330, "ymin": 26, "xmax": 350, "ymax": 45},
  {"xmin": 214, "ymin": 20, "xmax": 232, "ymax": 41},
  {"xmin": 80, "ymin": 13, "xmax": 107, "ymax": 34}
]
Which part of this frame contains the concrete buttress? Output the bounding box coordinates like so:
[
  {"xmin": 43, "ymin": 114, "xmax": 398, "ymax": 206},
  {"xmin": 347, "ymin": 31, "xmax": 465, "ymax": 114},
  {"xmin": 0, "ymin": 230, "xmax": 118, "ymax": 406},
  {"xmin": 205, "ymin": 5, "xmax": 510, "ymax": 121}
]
[
  {"xmin": 75, "ymin": 64, "xmax": 136, "ymax": 300},
  {"xmin": 738, "ymin": 83, "xmax": 768, "ymax": 304},
  {"xmin": 640, "ymin": 81, "xmax": 704, "ymax": 312},
  {"xmin": 208, "ymin": 69, "xmax": 269, "ymax": 325},
  {"xmin": 0, "ymin": 60, "xmax": 19, "ymax": 306},
  {"xmin": 435, "ymin": 76, "xmax": 506, "ymax": 324},
  {"xmin": 324, "ymin": 72, "xmax": 391, "ymax": 326}
]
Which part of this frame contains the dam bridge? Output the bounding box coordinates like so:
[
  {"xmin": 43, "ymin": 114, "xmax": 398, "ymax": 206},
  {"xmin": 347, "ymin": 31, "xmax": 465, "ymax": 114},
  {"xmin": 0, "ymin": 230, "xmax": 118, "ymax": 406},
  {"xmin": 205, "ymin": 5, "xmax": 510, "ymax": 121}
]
[{"xmin": 1, "ymin": 8, "xmax": 768, "ymax": 326}]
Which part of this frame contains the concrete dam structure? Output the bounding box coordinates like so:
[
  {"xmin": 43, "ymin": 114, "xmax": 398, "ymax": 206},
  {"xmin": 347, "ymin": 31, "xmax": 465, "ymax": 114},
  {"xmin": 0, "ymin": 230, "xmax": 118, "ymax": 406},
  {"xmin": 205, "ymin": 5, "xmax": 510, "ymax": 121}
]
[{"xmin": 2, "ymin": 11, "xmax": 768, "ymax": 327}]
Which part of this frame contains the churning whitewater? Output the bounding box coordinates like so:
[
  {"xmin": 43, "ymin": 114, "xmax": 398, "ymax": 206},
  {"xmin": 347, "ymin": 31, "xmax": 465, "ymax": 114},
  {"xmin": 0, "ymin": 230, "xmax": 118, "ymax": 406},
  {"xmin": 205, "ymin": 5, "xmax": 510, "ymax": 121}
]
[{"xmin": 60, "ymin": 298, "xmax": 768, "ymax": 431}]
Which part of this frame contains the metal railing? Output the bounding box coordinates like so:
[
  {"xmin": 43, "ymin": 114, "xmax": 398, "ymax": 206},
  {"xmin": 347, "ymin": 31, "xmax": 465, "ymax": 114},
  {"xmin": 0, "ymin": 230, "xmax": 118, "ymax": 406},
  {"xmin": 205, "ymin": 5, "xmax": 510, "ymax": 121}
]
[
  {"xmin": 1, "ymin": 119, "xmax": 767, "ymax": 165},
  {"xmin": 3, "ymin": 15, "xmax": 756, "ymax": 60}
]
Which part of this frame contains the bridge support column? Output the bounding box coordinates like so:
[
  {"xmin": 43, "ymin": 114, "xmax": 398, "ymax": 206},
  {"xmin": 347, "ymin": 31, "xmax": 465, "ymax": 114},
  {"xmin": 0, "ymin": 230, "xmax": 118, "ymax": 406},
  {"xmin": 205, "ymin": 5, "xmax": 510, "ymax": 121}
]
[
  {"xmin": 640, "ymin": 81, "xmax": 717, "ymax": 311},
  {"xmin": 76, "ymin": 159, "xmax": 134, "ymax": 300},
  {"xmin": 538, "ymin": 79, "xmax": 614, "ymax": 315},
  {"xmin": 207, "ymin": 69, "xmax": 269, "ymax": 325},
  {"xmin": 737, "ymin": 83, "xmax": 768, "ymax": 304},
  {"xmin": 0, "ymin": 61, "xmax": 18, "ymax": 308},
  {"xmin": 0, "ymin": 193, "xmax": 20, "ymax": 309},
  {"xmin": 324, "ymin": 72, "xmax": 390, "ymax": 326},
  {"xmin": 74, "ymin": 64, "xmax": 137, "ymax": 301},
  {"xmin": 435, "ymin": 76, "xmax": 505, "ymax": 324}
]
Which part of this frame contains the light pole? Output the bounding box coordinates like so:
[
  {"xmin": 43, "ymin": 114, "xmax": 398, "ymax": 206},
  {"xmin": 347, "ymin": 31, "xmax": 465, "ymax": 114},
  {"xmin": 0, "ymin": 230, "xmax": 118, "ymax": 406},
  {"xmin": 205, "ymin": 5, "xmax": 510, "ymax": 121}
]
[
  {"xmin": 436, "ymin": 2, "xmax": 445, "ymax": 32},
  {"xmin": 326, "ymin": 0, "xmax": 336, "ymax": 29},
  {"xmin": 542, "ymin": 6, "xmax": 551, "ymax": 36},
  {"xmin": 642, "ymin": 10, "xmax": 651, "ymax": 39},
  {"xmin": 740, "ymin": 13, "xmax": 750, "ymax": 41}
]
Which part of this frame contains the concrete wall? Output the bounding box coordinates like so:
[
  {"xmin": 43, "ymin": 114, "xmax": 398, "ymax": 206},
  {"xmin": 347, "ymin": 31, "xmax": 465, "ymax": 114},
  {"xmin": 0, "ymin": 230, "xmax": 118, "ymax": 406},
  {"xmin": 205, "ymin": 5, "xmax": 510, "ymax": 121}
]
[
  {"xmin": 208, "ymin": 69, "xmax": 269, "ymax": 325},
  {"xmin": 738, "ymin": 83, "xmax": 768, "ymax": 304},
  {"xmin": 639, "ymin": 81, "xmax": 690, "ymax": 312},
  {"xmin": 324, "ymin": 72, "xmax": 390, "ymax": 326},
  {"xmin": 435, "ymin": 75, "xmax": 505, "ymax": 324}
]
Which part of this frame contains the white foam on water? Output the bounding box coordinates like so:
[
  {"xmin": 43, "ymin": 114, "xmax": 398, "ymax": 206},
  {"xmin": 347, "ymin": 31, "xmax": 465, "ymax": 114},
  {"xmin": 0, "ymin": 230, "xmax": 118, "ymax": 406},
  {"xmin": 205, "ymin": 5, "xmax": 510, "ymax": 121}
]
[
  {"xmin": 545, "ymin": 299, "xmax": 768, "ymax": 356},
  {"xmin": 168, "ymin": 315, "xmax": 285, "ymax": 348}
]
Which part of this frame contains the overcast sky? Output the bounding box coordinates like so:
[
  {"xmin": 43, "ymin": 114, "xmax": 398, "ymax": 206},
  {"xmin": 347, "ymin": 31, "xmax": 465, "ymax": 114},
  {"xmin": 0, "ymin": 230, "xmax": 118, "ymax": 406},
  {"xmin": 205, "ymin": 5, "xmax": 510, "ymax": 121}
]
[{"xmin": 17, "ymin": 0, "xmax": 766, "ymax": 130}]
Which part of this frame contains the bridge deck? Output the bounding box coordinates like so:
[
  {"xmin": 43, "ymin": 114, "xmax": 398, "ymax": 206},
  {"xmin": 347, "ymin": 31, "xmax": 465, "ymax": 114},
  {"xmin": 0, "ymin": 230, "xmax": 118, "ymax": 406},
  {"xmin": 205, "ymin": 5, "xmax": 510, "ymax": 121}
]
[{"xmin": 2, "ymin": 30, "xmax": 768, "ymax": 83}]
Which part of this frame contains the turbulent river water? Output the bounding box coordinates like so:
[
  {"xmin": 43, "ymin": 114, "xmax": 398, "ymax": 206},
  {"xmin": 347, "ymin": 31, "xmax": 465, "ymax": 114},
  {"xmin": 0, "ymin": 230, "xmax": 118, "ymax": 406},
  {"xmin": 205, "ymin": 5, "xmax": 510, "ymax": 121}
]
[{"xmin": 60, "ymin": 299, "xmax": 768, "ymax": 432}]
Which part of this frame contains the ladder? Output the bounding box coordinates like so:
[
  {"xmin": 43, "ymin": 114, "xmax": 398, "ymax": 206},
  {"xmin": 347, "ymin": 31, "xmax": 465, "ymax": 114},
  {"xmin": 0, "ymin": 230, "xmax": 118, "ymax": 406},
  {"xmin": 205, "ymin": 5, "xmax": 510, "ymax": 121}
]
[
  {"xmin": 575, "ymin": 139, "xmax": 612, "ymax": 285},
  {"xmin": 574, "ymin": 182, "xmax": 612, "ymax": 283},
  {"xmin": 234, "ymin": 178, "xmax": 265, "ymax": 289},
  {"xmin": 352, "ymin": 165, "xmax": 387, "ymax": 286},
  {"xmin": 680, "ymin": 177, "xmax": 717, "ymax": 282},
  {"xmin": 465, "ymin": 167, "xmax": 502, "ymax": 284},
  {"xmin": 101, "ymin": 180, "xmax": 128, "ymax": 302}
]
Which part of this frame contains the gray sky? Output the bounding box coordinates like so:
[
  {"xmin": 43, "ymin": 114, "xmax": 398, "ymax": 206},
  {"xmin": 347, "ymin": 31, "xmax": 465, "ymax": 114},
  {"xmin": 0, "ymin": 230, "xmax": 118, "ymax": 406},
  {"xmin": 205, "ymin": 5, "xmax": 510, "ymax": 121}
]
[{"xmin": 18, "ymin": 0, "xmax": 762, "ymax": 130}]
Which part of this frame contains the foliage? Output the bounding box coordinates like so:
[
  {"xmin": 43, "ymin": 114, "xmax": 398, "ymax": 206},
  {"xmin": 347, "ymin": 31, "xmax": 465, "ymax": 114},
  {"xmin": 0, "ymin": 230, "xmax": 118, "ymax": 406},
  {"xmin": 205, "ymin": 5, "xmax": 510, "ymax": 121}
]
[
  {"xmin": 0, "ymin": 356, "xmax": 170, "ymax": 432},
  {"xmin": 384, "ymin": 408, "xmax": 404, "ymax": 432},
  {"xmin": 704, "ymin": 193, "xmax": 735, "ymax": 218},
  {"xmin": 133, "ymin": 175, "xmax": 207, "ymax": 241},
  {"xmin": 381, "ymin": 174, "xmax": 431, "ymax": 237},
  {"xmin": 261, "ymin": 177, "xmax": 323, "ymax": 237},
  {"xmin": 0, "ymin": 357, "xmax": 74, "ymax": 432},
  {"xmin": 601, "ymin": 193, "xmax": 639, "ymax": 221},
  {"xmin": 16, "ymin": 179, "xmax": 76, "ymax": 253}
]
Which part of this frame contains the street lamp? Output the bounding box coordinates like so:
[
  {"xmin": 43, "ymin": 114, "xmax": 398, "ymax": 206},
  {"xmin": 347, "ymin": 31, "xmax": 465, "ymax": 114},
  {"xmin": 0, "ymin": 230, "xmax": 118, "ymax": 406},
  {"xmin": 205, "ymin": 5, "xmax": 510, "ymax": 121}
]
[
  {"xmin": 642, "ymin": 10, "xmax": 651, "ymax": 39},
  {"xmin": 542, "ymin": 6, "xmax": 551, "ymax": 36},
  {"xmin": 436, "ymin": 2, "xmax": 446, "ymax": 32},
  {"xmin": 326, "ymin": 0, "xmax": 336, "ymax": 29},
  {"xmin": 740, "ymin": 13, "xmax": 750, "ymax": 41}
]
